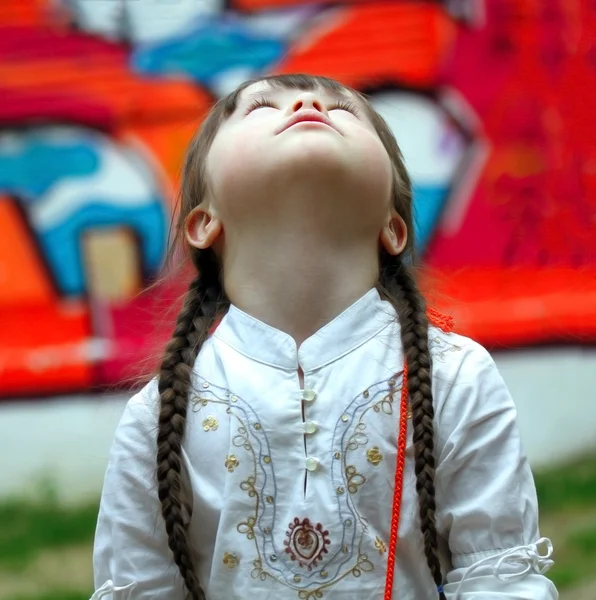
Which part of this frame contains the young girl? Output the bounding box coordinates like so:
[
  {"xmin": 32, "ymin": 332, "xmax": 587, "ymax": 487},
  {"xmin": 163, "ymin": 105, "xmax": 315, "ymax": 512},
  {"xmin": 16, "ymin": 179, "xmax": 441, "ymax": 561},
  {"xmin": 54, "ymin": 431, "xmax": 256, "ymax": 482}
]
[{"xmin": 91, "ymin": 74, "xmax": 558, "ymax": 600}]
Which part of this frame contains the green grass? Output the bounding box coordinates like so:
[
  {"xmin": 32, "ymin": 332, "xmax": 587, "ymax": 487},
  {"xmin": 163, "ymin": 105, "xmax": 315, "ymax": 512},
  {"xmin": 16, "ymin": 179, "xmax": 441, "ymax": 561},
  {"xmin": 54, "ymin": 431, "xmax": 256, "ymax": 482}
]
[
  {"xmin": 546, "ymin": 521, "xmax": 596, "ymax": 589},
  {"xmin": 569, "ymin": 526, "xmax": 596, "ymax": 554},
  {"xmin": 532, "ymin": 454, "xmax": 596, "ymax": 590},
  {"xmin": 0, "ymin": 497, "xmax": 98, "ymax": 570},
  {"xmin": 534, "ymin": 454, "xmax": 596, "ymax": 514}
]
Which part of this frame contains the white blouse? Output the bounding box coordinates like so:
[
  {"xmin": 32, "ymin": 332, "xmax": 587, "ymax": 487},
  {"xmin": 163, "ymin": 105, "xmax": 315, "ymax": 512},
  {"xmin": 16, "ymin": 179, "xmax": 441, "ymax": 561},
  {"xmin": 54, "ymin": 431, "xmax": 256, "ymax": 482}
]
[{"xmin": 92, "ymin": 288, "xmax": 558, "ymax": 600}]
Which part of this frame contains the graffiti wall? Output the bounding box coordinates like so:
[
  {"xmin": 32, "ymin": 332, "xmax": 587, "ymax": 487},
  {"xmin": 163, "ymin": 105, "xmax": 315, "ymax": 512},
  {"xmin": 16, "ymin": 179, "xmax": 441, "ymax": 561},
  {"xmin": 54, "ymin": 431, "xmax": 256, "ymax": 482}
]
[{"xmin": 0, "ymin": 0, "xmax": 594, "ymax": 398}]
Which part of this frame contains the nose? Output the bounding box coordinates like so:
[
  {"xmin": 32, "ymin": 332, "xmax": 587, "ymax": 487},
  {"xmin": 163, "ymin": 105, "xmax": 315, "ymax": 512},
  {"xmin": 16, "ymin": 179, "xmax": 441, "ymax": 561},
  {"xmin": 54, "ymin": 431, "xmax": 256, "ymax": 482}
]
[{"xmin": 289, "ymin": 92, "xmax": 328, "ymax": 115}]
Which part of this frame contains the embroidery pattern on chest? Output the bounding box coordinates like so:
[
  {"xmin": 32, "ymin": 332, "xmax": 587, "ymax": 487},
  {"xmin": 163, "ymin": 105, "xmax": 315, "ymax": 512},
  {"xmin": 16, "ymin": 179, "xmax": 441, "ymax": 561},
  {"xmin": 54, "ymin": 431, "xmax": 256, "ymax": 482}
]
[
  {"xmin": 191, "ymin": 374, "xmax": 403, "ymax": 598},
  {"xmin": 428, "ymin": 333, "xmax": 462, "ymax": 362}
]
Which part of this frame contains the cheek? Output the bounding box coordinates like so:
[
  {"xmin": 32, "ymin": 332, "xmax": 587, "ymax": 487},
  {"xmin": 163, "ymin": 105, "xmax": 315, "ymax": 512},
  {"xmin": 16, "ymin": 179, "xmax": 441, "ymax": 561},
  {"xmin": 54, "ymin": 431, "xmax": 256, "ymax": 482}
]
[
  {"xmin": 206, "ymin": 129, "xmax": 268, "ymax": 199},
  {"xmin": 351, "ymin": 135, "xmax": 394, "ymax": 202},
  {"xmin": 369, "ymin": 140, "xmax": 393, "ymax": 183}
]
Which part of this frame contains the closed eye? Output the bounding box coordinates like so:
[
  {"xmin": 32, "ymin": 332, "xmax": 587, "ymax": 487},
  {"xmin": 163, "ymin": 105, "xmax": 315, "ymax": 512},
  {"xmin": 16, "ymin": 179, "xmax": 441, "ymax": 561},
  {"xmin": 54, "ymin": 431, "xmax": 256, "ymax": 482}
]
[
  {"xmin": 245, "ymin": 97, "xmax": 278, "ymax": 114},
  {"xmin": 328, "ymin": 100, "xmax": 360, "ymax": 115}
]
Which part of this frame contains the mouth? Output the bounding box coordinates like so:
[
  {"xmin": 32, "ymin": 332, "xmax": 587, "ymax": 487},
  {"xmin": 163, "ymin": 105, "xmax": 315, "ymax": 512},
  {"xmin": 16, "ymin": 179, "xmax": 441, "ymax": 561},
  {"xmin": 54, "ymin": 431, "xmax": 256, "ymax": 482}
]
[{"xmin": 279, "ymin": 110, "xmax": 338, "ymax": 134}]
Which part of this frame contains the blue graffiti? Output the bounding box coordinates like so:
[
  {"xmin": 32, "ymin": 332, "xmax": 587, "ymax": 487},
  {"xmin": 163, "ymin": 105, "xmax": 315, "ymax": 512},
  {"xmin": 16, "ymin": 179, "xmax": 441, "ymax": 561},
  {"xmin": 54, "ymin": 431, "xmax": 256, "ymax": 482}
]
[
  {"xmin": 0, "ymin": 138, "xmax": 98, "ymax": 200},
  {"xmin": 412, "ymin": 183, "xmax": 449, "ymax": 252},
  {"xmin": 0, "ymin": 129, "xmax": 168, "ymax": 296},
  {"xmin": 131, "ymin": 18, "xmax": 285, "ymax": 86},
  {"xmin": 39, "ymin": 202, "xmax": 166, "ymax": 296}
]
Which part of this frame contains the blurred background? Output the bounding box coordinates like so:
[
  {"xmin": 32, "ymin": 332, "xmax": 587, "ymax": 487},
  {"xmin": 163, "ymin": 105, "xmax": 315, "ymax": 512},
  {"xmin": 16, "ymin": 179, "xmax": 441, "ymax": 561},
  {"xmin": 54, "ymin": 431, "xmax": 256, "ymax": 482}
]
[{"xmin": 0, "ymin": 0, "xmax": 595, "ymax": 598}]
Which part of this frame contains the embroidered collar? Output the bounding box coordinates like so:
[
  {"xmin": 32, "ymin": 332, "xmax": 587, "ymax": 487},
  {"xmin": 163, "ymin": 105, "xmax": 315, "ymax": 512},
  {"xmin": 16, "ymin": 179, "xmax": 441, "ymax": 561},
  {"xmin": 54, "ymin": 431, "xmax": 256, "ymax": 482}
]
[{"xmin": 213, "ymin": 288, "xmax": 395, "ymax": 372}]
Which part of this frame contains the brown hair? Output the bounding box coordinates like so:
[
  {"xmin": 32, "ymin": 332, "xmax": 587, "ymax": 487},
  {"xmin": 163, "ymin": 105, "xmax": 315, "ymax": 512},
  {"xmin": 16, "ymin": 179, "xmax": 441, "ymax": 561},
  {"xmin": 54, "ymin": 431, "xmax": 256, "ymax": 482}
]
[{"xmin": 156, "ymin": 74, "xmax": 445, "ymax": 599}]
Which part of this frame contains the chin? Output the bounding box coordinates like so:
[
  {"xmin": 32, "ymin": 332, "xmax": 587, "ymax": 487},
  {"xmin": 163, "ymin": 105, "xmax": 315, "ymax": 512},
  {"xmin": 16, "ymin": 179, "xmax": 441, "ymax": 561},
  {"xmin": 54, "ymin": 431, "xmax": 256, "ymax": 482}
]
[
  {"xmin": 273, "ymin": 137, "xmax": 366, "ymax": 178},
  {"xmin": 211, "ymin": 136, "xmax": 391, "ymax": 218},
  {"xmin": 286, "ymin": 148, "xmax": 390, "ymax": 199}
]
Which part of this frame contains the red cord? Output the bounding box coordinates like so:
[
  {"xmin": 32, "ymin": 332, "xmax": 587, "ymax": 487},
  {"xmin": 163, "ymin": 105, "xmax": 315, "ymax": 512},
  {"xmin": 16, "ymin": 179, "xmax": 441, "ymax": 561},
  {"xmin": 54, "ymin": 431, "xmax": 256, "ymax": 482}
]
[
  {"xmin": 384, "ymin": 310, "xmax": 454, "ymax": 598},
  {"xmin": 427, "ymin": 307, "xmax": 455, "ymax": 333},
  {"xmin": 383, "ymin": 362, "xmax": 409, "ymax": 600}
]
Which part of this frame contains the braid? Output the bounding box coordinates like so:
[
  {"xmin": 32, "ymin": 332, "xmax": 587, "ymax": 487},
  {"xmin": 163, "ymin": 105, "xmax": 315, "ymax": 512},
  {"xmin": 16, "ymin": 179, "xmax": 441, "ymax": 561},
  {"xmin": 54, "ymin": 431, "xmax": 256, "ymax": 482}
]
[
  {"xmin": 380, "ymin": 252, "xmax": 446, "ymax": 599},
  {"xmin": 156, "ymin": 249, "xmax": 225, "ymax": 600}
]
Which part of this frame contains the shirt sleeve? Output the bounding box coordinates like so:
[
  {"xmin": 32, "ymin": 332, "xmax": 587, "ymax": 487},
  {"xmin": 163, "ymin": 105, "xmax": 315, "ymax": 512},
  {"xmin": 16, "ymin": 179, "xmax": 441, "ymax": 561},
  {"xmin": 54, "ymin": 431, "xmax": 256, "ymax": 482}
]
[
  {"xmin": 91, "ymin": 381, "xmax": 188, "ymax": 600},
  {"xmin": 433, "ymin": 340, "xmax": 558, "ymax": 599}
]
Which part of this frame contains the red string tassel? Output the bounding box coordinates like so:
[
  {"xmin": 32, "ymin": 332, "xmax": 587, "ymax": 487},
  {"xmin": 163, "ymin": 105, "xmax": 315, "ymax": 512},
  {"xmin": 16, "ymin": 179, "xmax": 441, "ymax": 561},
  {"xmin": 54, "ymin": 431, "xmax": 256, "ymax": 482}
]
[{"xmin": 383, "ymin": 363, "xmax": 410, "ymax": 600}]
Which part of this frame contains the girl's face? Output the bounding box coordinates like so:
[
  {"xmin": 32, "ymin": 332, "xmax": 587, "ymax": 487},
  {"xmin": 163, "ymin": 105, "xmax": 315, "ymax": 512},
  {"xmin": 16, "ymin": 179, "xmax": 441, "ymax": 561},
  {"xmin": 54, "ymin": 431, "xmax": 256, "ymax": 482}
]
[{"xmin": 201, "ymin": 81, "xmax": 396, "ymax": 245}]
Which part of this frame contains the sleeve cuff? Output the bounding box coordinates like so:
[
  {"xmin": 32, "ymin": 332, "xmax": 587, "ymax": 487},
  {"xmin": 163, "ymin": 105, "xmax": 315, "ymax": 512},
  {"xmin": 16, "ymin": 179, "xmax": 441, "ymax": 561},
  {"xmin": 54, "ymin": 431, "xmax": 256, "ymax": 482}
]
[
  {"xmin": 446, "ymin": 538, "xmax": 558, "ymax": 599},
  {"xmin": 443, "ymin": 574, "xmax": 558, "ymax": 599},
  {"xmin": 90, "ymin": 580, "xmax": 136, "ymax": 600},
  {"xmin": 451, "ymin": 537, "xmax": 554, "ymax": 571}
]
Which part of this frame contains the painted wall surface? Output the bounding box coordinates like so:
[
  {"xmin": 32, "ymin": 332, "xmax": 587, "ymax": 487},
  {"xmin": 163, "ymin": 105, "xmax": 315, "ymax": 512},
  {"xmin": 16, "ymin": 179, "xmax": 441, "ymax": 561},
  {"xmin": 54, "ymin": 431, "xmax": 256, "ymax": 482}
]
[{"xmin": 0, "ymin": 0, "xmax": 595, "ymax": 397}]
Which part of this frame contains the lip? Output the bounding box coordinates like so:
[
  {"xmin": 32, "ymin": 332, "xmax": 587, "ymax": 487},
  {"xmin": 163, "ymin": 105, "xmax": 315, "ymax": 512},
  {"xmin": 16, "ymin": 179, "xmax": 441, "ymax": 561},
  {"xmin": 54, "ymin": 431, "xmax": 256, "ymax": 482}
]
[{"xmin": 278, "ymin": 110, "xmax": 338, "ymax": 134}]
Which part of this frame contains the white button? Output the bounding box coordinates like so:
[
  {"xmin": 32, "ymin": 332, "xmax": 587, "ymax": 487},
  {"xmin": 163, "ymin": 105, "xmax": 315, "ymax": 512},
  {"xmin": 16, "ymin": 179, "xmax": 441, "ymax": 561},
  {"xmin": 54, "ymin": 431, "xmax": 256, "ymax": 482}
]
[
  {"xmin": 302, "ymin": 389, "xmax": 317, "ymax": 402},
  {"xmin": 305, "ymin": 457, "xmax": 319, "ymax": 471},
  {"xmin": 304, "ymin": 421, "xmax": 318, "ymax": 434}
]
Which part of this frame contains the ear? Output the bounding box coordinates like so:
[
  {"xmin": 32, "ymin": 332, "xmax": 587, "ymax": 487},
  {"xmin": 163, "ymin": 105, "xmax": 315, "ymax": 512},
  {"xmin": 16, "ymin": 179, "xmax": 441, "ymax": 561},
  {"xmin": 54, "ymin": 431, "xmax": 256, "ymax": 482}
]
[
  {"xmin": 184, "ymin": 205, "xmax": 222, "ymax": 249},
  {"xmin": 379, "ymin": 210, "xmax": 408, "ymax": 255}
]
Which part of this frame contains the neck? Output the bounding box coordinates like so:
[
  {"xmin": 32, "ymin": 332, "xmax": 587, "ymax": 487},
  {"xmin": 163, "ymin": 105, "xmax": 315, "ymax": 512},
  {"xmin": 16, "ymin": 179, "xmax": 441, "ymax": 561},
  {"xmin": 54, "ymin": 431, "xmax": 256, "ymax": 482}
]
[{"xmin": 222, "ymin": 229, "xmax": 380, "ymax": 348}]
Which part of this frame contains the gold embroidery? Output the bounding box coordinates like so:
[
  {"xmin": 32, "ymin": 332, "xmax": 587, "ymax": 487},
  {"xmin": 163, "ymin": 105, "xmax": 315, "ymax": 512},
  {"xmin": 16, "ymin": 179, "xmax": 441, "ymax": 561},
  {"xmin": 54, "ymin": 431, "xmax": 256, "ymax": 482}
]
[
  {"xmin": 363, "ymin": 389, "xmax": 369, "ymax": 398},
  {"xmin": 366, "ymin": 447, "xmax": 383, "ymax": 466},
  {"xmin": 251, "ymin": 559, "xmax": 267, "ymax": 581},
  {"xmin": 345, "ymin": 465, "xmax": 366, "ymax": 494},
  {"xmin": 222, "ymin": 385, "xmax": 380, "ymax": 599},
  {"xmin": 375, "ymin": 537, "xmax": 387, "ymax": 554},
  {"xmin": 298, "ymin": 591, "xmax": 324, "ymax": 599},
  {"xmin": 295, "ymin": 554, "xmax": 375, "ymax": 598},
  {"xmin": 406, "ymin": 405, "xmax": 413, "ymax": 419},
  {"xmin": 240, "ymin": 475, "xmax": 257, "ymax": 498},
  {"xmin": 336, "ymin": 486, "xmax": 345, "ymax": 495},
  {"xmin": 430, "ymin": 336, "xmax": 462, "ymax": 362},
  {"xmin": 223, "ymin": 552, "xmax": 239, "ymax": 568},
  {"xmin": 346, "ymin": 423, "xmax": 368, "ymax": 450},
  {"xmin": 202, "ymin": 416, "xmax": 219, "ymax": 431},
  {"xmin": 232, "ymin": 426, "xmax": 251, "ymax": 451},
  {"xmin": 190, "ymin": 395, "xmax": 210, "ymax": 413},
  {"xmin": 237, "ymin": 516, "xmax": 256, "ymax": 539},
  {"xmin": 373, "ymin": 394, "xmax": 394, "ymax": 415},
  {"xmin": 352, "ymin": 553, "xmax": 374, "ymax": 577},
  {"xmin": 225, "ymin": 455, "xmax": 239, "ymax": 472}
]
